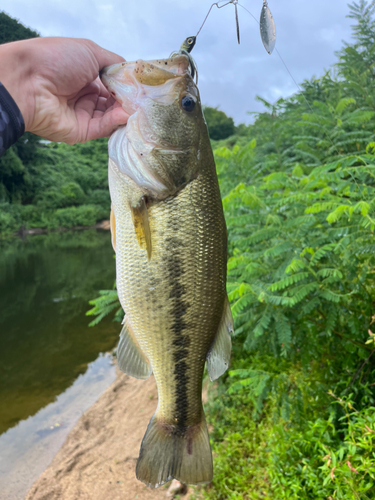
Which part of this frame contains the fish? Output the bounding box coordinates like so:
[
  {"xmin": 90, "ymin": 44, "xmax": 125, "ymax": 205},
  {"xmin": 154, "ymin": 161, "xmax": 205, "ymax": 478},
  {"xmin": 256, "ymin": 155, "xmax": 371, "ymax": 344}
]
[{"xmin": 100, "ymin": 53, "xmax": 233, "ymax": 489}]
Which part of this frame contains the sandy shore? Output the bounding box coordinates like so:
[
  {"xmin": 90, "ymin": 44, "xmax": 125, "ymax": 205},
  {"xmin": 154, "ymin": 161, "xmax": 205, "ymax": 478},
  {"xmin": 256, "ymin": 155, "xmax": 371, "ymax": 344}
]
[{"xmin": 24, "ymin": 370, "xmax": 191, "ymax": 500}]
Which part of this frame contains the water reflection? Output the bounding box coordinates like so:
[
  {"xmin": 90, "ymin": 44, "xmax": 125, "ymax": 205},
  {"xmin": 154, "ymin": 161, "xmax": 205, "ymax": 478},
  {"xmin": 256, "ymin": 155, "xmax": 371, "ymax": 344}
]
[{"xmin": 0, "ymin": 230, "xmax": 119, "ymax": 435}]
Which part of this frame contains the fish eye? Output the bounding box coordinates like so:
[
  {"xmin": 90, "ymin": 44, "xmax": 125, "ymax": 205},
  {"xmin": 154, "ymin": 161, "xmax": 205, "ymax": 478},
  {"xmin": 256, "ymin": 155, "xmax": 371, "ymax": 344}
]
[
  {"xmin": 181, "ymin": 95, "xmax": 196, "ymax": 112},
  {"xmin": 187, "ymin": 38, "xmax": 193, "ymax": 44}
]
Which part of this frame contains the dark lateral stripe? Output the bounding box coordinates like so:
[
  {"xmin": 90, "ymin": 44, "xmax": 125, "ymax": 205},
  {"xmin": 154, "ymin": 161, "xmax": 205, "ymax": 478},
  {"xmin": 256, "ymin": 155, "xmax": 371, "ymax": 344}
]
[{"xmin": 166, "ymin": 237, "xmax": 191, "ymax": 430}]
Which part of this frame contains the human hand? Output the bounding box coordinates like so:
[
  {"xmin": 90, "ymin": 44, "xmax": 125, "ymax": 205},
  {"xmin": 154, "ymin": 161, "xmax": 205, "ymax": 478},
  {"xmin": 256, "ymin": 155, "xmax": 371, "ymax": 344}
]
[{"xmin": 0, "ymin": 37, "xmax": 129, "ymax": 144}]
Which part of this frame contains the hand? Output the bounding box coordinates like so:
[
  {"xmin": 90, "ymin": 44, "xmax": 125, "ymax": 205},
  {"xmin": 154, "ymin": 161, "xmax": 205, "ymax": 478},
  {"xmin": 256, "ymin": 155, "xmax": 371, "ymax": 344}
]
[{"xmin": 0, "ymin": 37, "xmax": 129, "ymax": 144}]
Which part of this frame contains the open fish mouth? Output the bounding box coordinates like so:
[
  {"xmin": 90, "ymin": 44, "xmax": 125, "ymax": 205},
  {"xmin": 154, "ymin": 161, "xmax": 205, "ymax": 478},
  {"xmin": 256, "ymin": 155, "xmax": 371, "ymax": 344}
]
[{"xmin": 100, "ymin": 56, "xmax": 191, "ymax": 115}]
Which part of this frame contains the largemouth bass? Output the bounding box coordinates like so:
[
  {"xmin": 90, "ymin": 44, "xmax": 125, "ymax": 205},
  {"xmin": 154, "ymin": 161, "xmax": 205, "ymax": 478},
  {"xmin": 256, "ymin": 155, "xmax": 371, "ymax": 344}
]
[{"xmin": 100, "ymin": 53, "xmax": 233, "ymax": 488}]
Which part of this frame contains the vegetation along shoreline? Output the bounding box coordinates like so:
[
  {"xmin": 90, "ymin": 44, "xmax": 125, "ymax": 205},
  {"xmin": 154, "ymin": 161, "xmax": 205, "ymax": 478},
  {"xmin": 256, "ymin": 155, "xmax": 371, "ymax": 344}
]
[{"xmin": 1, "ymin": 1, "xmax": 375, "ymax": 498}]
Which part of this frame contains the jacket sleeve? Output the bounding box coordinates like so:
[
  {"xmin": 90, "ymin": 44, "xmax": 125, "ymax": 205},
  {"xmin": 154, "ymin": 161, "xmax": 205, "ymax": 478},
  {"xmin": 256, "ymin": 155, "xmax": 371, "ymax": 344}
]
[{"xmin": 0, "ymin": 82, "xmax": 25, "ymax": 157}]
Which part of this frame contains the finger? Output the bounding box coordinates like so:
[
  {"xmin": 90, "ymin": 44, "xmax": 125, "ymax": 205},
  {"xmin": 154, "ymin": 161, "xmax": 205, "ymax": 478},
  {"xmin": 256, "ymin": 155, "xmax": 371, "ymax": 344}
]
[
  {"xmin": 74, "ymin": 92, "xmax": 117, "ymax": 121},
  {"xmin": 74, "ymin": 91, "xmax": 103, "ymax": 123},
  {"xmin": 102, "ymin": 95, "xmax": 122, "ymax": 111},
  {"xmin": 95, "ymin": 96, "xmax": 109, "ymax": 113},
  {"xmin": 68, "ymin": 81, "xmax": 101, "ymax": 105},
  {"xmin": 95, "ymin": 77, "xmax": 110, "ymax": 99},
  {"xmin": 92, "ymin": 99, "xmax": 124, "ymax": 119},
  {"xmin": 83, "ymin": 39, "xmax": 126, "ymax": 71},
  {"xmin": 84, "ymin": 107, "xmax": 129, "ymax": 142}
]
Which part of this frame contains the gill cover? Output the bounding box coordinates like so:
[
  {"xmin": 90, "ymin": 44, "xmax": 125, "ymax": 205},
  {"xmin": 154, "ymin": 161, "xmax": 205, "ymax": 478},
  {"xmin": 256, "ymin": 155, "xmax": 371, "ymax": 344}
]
[{"xmin": 102, "ymin": 55, "xmax": 201, "ymax": 199}]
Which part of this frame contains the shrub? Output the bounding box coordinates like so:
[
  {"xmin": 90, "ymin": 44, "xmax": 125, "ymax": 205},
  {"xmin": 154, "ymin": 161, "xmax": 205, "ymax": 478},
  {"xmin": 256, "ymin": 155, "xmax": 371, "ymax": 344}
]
[
  {"xmin": 49, "ymin": 205, "xmax": 99, "ymax": 228},
  {"xmin": 204, "ymin": 106, "xmax": 236, "ymax": 141}
]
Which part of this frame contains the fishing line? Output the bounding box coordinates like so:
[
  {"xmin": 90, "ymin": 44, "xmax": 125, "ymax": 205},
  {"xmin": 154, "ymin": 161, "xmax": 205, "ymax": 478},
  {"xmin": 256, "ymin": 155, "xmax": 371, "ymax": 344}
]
[
  {"xmin": 237, "ymin": 2, "xmax": 340, "ymax": 157},
  {"xmin": 238, "ymin": 3, "xmax": 317, "ymax": 114},
  {"xmin": 193, "ymin": 0, "xmax": 340, "ymax": 157}
]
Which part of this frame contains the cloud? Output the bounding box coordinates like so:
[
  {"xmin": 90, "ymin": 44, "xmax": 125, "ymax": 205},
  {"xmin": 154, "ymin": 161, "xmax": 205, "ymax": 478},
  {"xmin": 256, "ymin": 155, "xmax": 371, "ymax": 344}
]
[{"xmin": 2, "ymin": 0, "xmax": 353, "ymax": 123}]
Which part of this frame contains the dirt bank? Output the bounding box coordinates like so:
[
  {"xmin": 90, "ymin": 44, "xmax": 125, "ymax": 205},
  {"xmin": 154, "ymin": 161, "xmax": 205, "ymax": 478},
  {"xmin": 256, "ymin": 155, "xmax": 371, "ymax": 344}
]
[{"xmin": 24, "ymin": 371, "xmax": 186, "ymax": 500}]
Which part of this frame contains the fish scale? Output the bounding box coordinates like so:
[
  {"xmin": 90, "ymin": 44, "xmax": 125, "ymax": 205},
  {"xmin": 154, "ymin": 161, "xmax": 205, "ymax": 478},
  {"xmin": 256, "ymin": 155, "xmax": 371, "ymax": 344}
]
[
  {"xmin": 111, "ymin": 166, "xmax": 226, "ymax": 424},
  {"xmin": 102, "ymin": 53, "xmax": 233, "ymax": 488}
]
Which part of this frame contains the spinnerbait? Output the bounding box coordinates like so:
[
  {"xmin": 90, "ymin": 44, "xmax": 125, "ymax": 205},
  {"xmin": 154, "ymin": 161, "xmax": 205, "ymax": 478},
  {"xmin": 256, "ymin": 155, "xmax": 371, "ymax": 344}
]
[
  {"xmin": 189, "ymin": 0, "xmax": 277, "ymax": 54},
  {"xmin": 175, "ymin": 1, "xmax": 277, "ymax": 84}
]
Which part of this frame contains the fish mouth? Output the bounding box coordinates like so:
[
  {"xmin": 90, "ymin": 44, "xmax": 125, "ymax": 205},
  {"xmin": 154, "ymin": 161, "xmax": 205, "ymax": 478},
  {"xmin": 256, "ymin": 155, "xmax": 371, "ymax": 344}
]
[{"xmin": 100, "ymin": 56, "xmax": 190, "ymax": 115}]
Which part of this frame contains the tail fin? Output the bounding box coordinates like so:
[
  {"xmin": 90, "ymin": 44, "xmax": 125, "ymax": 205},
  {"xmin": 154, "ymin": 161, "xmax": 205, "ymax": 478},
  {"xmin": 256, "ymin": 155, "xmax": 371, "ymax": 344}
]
[{"xmin": 136, "ymin": 412, "xmax": 213, "ymax": 488}]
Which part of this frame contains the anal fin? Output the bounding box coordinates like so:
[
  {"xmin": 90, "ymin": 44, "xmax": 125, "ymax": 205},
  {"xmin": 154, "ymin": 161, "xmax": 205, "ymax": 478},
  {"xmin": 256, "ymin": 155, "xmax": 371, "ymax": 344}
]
[
  {"xmin": 207, "ymin": 296, "xmax": 233, "ymax": 381},
  {"xmin": 117, "ymin": 316, "xmax": 152, "ymax": 380},
  {"xmin": 131, "ymin": 197, "xmax": 152, "ymax": 260}
]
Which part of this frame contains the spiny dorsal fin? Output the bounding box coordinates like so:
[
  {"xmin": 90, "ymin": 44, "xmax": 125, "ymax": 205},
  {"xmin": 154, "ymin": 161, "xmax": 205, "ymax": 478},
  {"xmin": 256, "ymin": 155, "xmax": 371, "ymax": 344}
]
[
  {"xmin": 206, "ymin": 296, "xmax": 233, "ymax": 381},
  {"xmin": 117, "ymin": 316, "xmax": 152, "ymax": 380},
  {"xmin": 110, "ymin": 205, "xmax": 116, "ymax": 253},
  {"xmin": 131, "ymin": 197, "xmax": 152, "ymax": 260}
]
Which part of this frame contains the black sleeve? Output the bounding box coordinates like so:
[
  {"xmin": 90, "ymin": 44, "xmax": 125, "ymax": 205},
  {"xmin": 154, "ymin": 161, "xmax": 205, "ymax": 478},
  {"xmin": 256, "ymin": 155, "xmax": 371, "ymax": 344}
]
[{"xmin": 0, "ymin": 82, "xmax": 25, "ymax": 157}]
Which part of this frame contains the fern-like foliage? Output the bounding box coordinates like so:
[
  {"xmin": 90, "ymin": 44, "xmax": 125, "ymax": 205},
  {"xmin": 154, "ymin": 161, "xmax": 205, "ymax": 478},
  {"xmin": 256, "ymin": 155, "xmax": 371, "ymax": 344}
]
[
  {"xmin": 225, "ymin": 150, "xmax": 375, "ymax": 358},
  {"xmin": 87, "ymin": 0, "xmax": 375, "ymax": 429},
  {"xmin": 86, "ymin": 284, "xmax": 123, "ymax": 326}
]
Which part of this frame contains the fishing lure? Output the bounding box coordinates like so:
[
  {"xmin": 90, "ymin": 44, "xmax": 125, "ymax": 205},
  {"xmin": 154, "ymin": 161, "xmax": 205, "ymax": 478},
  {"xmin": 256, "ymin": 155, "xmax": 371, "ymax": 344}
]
[
  {"xmin": 260, "ymin": 0, "xmax": 276, "ymax": 54},
  {"xmin": 193, "ymin": 0, "xmax": 276, "ymax": 54},
  {"xmin": 180, "ymin": 36, "xmax": 197, "ymax": 53},
  {"xmin": 171, "ymin": 37, "xmax": 199, "ymax": 82},
  {"xmin": 176, "ymin": 2, "xmax": 336, "ymax": 158},
  {"xmin": 174, "ymin": 0, "xmax": 276, "ymax": 83},
  {"xmin": 196, "ymin": 0, "xmax": 241, "ymax": 45}
]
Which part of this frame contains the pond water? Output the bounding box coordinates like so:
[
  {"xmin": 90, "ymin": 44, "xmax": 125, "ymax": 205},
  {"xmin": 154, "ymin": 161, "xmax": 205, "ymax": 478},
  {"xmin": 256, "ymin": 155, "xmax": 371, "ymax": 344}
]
[{"xmin": 0, "ymin": 229, "xmax": 121, "ymax": 499}]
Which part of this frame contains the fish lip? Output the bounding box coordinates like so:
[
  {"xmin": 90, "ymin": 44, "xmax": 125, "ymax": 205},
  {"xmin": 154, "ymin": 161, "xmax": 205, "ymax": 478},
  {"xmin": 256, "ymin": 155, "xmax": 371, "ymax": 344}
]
[
  {"xmin": 100, "ymin": 62, "xmax": 140, "ymax": 116},
  {"xmin": 100, "ymin": 57, "xmax": 191, "ymax": 117},
  {"xmin": 100, "ymin": 62, "xmax": 131, "ymax": 89},
  {"xmin": 100, "ymin": 55, "xmax": 190, "ymax": 92}
]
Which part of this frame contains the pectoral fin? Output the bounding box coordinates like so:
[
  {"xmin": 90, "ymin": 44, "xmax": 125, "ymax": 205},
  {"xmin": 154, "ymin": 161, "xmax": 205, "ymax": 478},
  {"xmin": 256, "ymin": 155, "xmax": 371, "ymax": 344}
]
[
  {"xmin": 110, "ymin": 205, "xmax": 116, "ymax": 253},
  {"xmin": 131, "ymin": 197, "xmax": 152, "ymax": 260},
  {"xmin": 207, "ymin": 296, "xmax": 233, "ymax": 381},
  {"xmin": 117, "ymin": 316, "xmax": 152, "ymax": 380}
]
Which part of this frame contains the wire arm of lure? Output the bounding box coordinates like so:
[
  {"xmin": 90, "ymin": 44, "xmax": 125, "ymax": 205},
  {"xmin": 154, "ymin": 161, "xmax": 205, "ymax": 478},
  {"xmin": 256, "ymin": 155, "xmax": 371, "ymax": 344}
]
[
  {"xmin": 234, "ymin": 1, "xmax": 240, "ymax": 44},
  {"xmin": 194, "ymin": 0, "xmax": 276, "ymax": 53},
  {"xmin": 196, "ymin": 0, "xmax": 241, "ymax": 44}
]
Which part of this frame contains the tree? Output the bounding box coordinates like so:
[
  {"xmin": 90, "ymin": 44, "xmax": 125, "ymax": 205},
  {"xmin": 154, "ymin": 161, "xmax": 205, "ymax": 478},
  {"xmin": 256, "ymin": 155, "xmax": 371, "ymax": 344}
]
[
  {"xmin": 0, "ymin": 12, "xmax": 40, "ymax": 206},
  {"xmin": 203, "ymin": 106, "xmax": 235, "ymax": 140},
  {"xmin": 0, "ymin": 11, "xmax": 39, "ymax": 44}
]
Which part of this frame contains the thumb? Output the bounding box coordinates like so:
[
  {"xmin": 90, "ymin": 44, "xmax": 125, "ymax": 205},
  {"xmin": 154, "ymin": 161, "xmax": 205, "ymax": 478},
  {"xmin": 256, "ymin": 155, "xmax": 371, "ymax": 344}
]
[{"xmin": 83, "ymin": 39, "xmax": 126, "ymax": 71}]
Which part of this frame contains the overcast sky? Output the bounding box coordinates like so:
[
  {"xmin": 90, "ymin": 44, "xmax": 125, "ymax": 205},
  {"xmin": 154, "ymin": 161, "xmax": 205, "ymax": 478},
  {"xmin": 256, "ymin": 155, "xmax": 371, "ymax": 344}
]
[{"xmin": 2, "ymin": 0, "xmax": 354, "ymax": 124}]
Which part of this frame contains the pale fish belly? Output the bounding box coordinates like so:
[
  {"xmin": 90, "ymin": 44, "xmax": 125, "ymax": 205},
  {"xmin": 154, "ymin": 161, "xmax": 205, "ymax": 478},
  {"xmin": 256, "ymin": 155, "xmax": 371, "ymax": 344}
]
[{"xmin": 109, "ymin": 159, "xmax": 231, "ymax": 487}]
